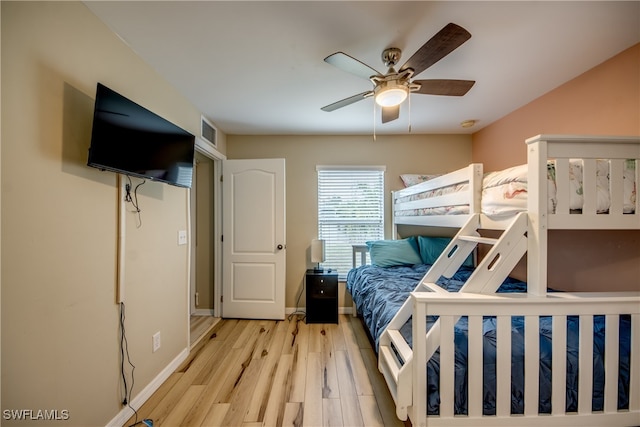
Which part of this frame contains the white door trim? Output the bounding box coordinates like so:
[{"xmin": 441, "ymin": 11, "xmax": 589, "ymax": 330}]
[
  {"xmin": 189, "ymin": 137, "xmax": 225, "ymax": 338},
  {"xmin": 222, "ymin": 158, "xmax": 286, "ymax": 320}
]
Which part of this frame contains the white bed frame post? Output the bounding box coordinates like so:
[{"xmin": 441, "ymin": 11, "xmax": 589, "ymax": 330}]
[
  {"xmin": 391, "ymin": 190, "xmax": 399, "ymax": 240},
  {"xmin": 526, "ymin": 136, "xmax": 548, "ymax": 296}
]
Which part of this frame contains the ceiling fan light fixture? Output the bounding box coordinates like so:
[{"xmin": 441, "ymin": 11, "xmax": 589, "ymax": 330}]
[{"xmin": 374, "ymin": 82, "xmax": 408, "ymax": 107}]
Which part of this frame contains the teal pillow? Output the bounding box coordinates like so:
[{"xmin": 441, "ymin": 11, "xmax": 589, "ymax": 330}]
[
  {"xmin": 366, "ymin": 238, "xmax": 422, "ymax": 268},
  {"xmin": 417, "ymin": 236, "xmax": 474, "ymax": 267}
]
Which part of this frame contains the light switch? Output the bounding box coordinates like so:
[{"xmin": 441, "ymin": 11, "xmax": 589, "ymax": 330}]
[{"xmin": 178, "ymin": 230, "xmax": 187, "ymax": 245}]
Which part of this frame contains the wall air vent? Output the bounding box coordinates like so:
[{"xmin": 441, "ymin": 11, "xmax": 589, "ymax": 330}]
[{"xmin": 201, "ymin": 115, "xmax": 218, "ymax": 148}]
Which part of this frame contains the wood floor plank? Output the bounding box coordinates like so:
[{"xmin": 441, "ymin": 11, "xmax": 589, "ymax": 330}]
[
  {"xmin": 331, "ymin": 316, "xmax": 347, "ymax": 351},
  {"xmin": 282, "ymin": 402, "xmax": 304, "ymax": 427},
  {"xmin": 200, "ymin": 403, "xmax": 230, "ymax": 427},
  {"xmin": 288, "ymin": 318, "xmax": 309, "ymax": 403},
  {"xmin": 190, "ymin": 315, "xmax": 220, "ymax": 347},
  {"xmin": 340, "ymin": 317, "xmax": 375, "ymax": 396},
  {"xmin": 335, "ymin": 350, "xmax": 364, "ymax": 426},
  {"xmin": 191, "ymin": 339, "xmax": 225, "ymax": 385},
  {"xmin": 248, "ymin": 320, "xmax": 279, "ymax": 360},
  {"xmin": 231, "ymin": 319, "xmax": 255, "ymax": 349},
  {"xmin": 303, "ymin": 352, "xmax": 324, "ymax": 426},
  {"xmin": 123, "ymin": 372, "xmax": 183, "ymax": 426},
  {"xmin": 220, "ymin": 358, "xmax": 266, "ymax": 426},
  {"xmin": 261, "ymin": 353, "xmax": 294, "ymax": 426},
  {"xmin": 280, "ymin": 315, "xmax": 303, "ymax": 355},
  {"xmin": 214, "ymin": 322, "xmax": 266, "ymax": 404},
  {"xmin": 360, "ymin": 347, "xmax": 405, "ymax": 427},
  {"xmin": 161, "ymin": 385, "xmax": 205, "ymax": 426},
  {"xmin": 307, "ymin": 324, "xmax": 323, "ymax": 353},
  {"xmin": 180, "ymin": 347, "xmax": 245, "ymax": 426},
  {"xmin": 322, "ymin": 398, "xmax": 343, "ymax": 427},
  {"xmin": 358, "ymin": 394, "xmax": 386, "ymax": 427},
  {"xmin": 243, "ymin": 320, "xmax": 290, "ymax": 422},
  {"xmin": 319, "ymin": 325, "xmax": 340, "ymax": 399},
  {"xmin": 349, "ymin": 315, "xmax": 373, "ymax": 349},
  {"xmin": 204, "ymin": 318, "xmax": 239, "ymax": 342},
  {"xmin": 123, "ymin": 317, "xmax": 405, "ymax": 427},
  {"xmin": 144, "ymin": 337, "xmax": 226, "ymax": 425}
]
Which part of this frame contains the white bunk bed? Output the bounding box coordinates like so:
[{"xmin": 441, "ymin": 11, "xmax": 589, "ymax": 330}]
[{"xmin": 350, "ymin": 135, "xmax": 640, "ymax": 426}]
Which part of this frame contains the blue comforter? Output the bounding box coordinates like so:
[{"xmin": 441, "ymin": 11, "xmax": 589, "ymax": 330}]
[{"xmin": 346, "ymin": 264, "xmax": 631, "ymax": 415}]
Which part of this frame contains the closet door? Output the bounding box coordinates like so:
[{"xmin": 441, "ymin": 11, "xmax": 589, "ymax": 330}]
[{"xmin": 222, "ymin": 158, "xmax": 286, "ymax": 319}]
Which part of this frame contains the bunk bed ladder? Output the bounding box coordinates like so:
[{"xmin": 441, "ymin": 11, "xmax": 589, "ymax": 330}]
[{"xmin": 378, "ymin": 212, "xmax": 529, "ymax": 421}]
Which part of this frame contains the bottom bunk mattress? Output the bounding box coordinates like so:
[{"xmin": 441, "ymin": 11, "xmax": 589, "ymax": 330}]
[{"xmin": 346, "ymin": 264, "xmax": 632, "ymax": 415}]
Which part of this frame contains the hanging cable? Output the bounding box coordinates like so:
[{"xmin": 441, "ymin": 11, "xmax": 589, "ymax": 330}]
[
  {"xmin": 120, "ymin": 302, "xmax": 138, "ymax": 424},
  {"xmin": 124, "ymin": 176, "xmax": 145, "ymax": 228},
  {"xmin": 287, "ymin": 280, "xmax": 307, "ymax": 321}
]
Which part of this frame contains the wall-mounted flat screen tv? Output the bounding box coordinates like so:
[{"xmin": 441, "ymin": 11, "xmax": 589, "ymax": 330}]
[{"xmin": 87, "ymin": 83, "xmax": 195, "ymax": 188}]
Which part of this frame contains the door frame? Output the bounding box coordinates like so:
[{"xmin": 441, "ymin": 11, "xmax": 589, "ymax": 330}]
[
  {"xmin": 189, "ymin": 137, "xmax": 225, "ymax": 331},
  {"xmin": 221, "ymin": 158, "xmax": 286, "ymax": 319}
]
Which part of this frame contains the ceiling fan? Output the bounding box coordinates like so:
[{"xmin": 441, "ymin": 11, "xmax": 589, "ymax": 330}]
[{"xmin": 321, "ymin": 23, "xmax": 475, "ymax": 123}]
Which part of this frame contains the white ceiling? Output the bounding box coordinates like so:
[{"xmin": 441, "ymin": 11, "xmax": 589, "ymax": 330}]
[{"xmin": 85, "ymin": 1, "xmax": 640, "ymax": 136}]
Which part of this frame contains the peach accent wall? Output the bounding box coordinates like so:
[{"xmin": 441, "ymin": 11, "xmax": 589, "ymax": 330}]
[
  {"xmin": 472, "ymin": 43, "xmax": 640, "ymax": 292},
  {"xmin": 473, "ymin": 43, "xmax": 639, "ymax": 172}
]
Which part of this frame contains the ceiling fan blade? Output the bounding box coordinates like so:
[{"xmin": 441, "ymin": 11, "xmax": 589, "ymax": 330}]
[
  {"xmin": 321, "ymin": 91, "xmax": 373, "ymax": 112},
  {"xmin": 413, "ymin": 79, "xmax": 475, "ymax": 96},
  {"xmin": 399, "ymin": 23, "xmax": 471, "ymax": 77},
  {"xmin": 324, "ymin": 52, "xmax": 382, "ymax": 80},
  {"xmin": 381, "ymin": 105, "xmax": 400, "ymax": 123}
]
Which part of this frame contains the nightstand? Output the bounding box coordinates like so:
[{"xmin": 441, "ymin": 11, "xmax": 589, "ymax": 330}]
[{"xmin": 305, "ymin": 269, "xmax": 338, "ymax": 324}]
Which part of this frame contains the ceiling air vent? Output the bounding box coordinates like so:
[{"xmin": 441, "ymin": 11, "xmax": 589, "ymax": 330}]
[{"xmin": 201, "ymin": 116, "xmax": 217, "ymax": 147}]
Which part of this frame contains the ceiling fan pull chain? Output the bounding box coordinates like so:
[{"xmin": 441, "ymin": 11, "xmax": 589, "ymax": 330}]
[
  {"xmin": 373, "ymin": 102, "xmax": 377, "ymax": 141},
  {"xmin": 408, "ymin": 91, "xmax": 412, "ymax": 133}
]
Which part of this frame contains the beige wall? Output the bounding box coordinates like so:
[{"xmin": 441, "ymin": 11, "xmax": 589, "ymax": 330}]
[
  {"xmin": 1, "ymin": 3, "xmax": 225, "ymax": 425},
  {"xmin": 226, "ymin": 134, "xmax": 472, "ymax": 308},
  {"xmin": 471, "ymin": 43, "xmax": 640, "ymax": 292}
]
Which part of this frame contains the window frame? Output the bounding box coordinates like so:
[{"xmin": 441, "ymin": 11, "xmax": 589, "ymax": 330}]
[{"xmin": 316, "ymin": 165, "xmax": 386, "ymax": 279}]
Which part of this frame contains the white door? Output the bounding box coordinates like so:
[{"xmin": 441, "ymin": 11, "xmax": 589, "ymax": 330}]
[{"xmin": 222, "ymin": 159, "xmax": 286, "ymax": 320}]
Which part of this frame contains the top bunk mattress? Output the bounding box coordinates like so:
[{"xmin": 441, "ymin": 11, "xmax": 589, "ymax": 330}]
[
  {"xmin": 482, "ymin": 159, "xmax": 637, "ymax": 218},
  {"xmin": 395, "ymin": 159, "xmax": 637, "ymax": 220}
]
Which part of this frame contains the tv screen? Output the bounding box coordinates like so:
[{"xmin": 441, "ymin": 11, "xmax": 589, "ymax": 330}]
[{"xmin": 88, "ymin": 83, "xmax": 195, "ymax": 188}]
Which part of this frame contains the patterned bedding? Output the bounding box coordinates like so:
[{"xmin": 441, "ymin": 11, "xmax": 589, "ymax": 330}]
[
  {"xmin": 397, "ymin": 160, "xmax": 637, "ymax": 219},
  {"xmin": 396, "ymin": 173, "xmax": 469, "ymax": 217},
  {"xmin": 346, "ymin": 263, "xmax": 632, "ymax": 416}
]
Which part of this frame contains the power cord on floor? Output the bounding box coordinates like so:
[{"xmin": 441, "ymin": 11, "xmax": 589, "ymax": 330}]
[
  {"xmin": 287, "ymin": 279, "xmax": 306, "ymax": 321},
  {"xmin": 120, "ymin": 302, "xmax": 154, "ymax": 427},
  {"xmin": 129, "ymin": 419, "xmax": 153, "ymax": 427}
]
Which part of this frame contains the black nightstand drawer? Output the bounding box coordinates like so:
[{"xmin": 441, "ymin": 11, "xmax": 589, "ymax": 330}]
[
  {"xmin": 308, "ymin": 279, "xmax": 337, "ymax": 298},
  {"xmin": 305, "ymin": 269, "xmax": 338, "ymax": 324}
]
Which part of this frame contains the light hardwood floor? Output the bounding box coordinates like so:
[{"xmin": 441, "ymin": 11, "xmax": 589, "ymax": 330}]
[
  {"xmin": 126, "ymin": 315, "xmax": 407, "ymax": 427},
  {"xmin": 190, "ymin": 315, "xmax": 220, "ymax": 347}
]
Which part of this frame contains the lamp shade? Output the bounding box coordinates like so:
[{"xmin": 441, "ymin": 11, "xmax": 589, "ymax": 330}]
[{"xmin": 311, "ymin": 239, "xmax": 325, "ymax": 263}]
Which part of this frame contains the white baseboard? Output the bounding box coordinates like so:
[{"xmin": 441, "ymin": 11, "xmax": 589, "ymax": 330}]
[
  {"xmin": 285, "ymin": 306, "xmax": 353, "ymax": 315},
  {"xmin": 192, "ymin": 308, "xmax": 215, "ymax": 316},
  {"xmin": 106, "ymin": 347, "xmax": 189, "ymax": 427}
]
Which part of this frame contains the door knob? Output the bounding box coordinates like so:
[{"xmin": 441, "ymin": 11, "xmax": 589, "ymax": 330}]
[{"xmin": 277, "ymin": 244, "xmax": 284, "ymax": 250}]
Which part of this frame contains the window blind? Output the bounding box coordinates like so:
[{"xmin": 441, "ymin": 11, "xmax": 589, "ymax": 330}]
[{"xmin": 317, "ymin": 166, "xmax": 385, "ymax": 278}]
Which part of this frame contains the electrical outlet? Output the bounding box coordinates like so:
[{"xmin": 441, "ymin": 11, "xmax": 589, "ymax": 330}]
[
  {"xmin": 178, "ymin": 230, "xmax": 187, "ymax": 245},
  {"xmin": 152, "ymin": 331, "xmax": 161, "ymax": 353}
]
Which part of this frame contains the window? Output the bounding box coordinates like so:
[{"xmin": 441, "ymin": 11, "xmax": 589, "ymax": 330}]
[{"xmin": 317, "ymin": 166, "xmax": 385, "ymax": 279}]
